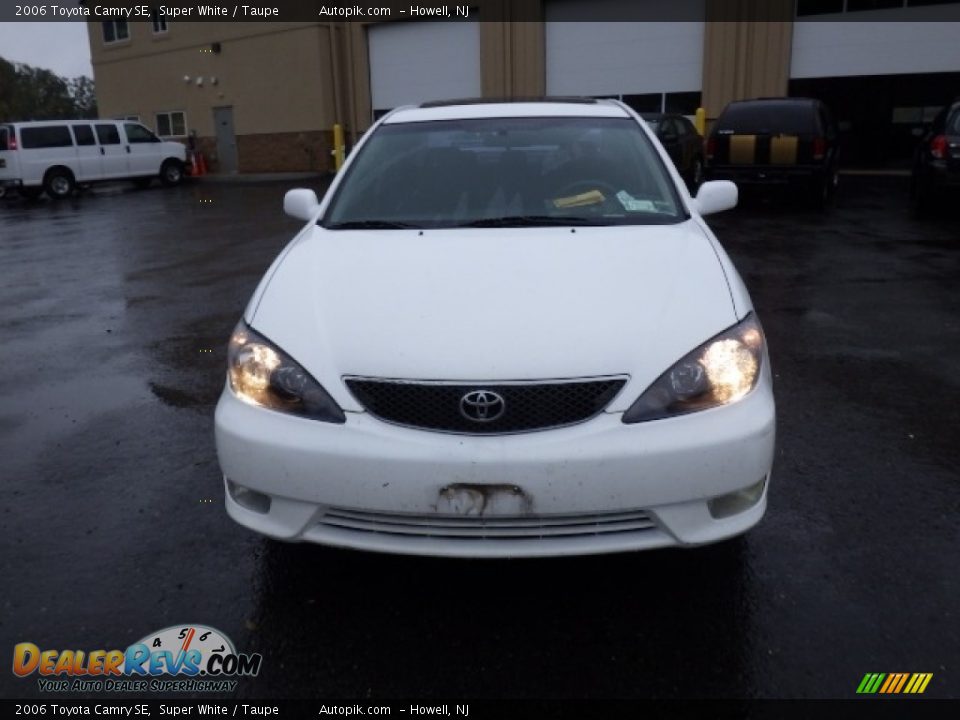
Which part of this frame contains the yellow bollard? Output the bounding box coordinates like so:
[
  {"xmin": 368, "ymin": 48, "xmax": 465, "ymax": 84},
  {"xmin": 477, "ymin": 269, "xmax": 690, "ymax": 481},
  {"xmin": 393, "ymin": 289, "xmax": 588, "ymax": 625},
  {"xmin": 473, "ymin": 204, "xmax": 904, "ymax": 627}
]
[
  {"xmin": 694, "ymin": 107, "xmax": 706, "ymax": 136},
  {"xmin": 333, "ymin": 123, "xmax": 345, "ymax": 171}
]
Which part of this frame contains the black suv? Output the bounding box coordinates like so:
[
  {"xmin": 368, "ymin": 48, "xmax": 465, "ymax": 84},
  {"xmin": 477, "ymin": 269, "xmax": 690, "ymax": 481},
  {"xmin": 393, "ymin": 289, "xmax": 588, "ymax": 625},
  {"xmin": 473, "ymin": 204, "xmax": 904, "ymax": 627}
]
[
  {"xmin": 705, "ymin": 97, "xmax": 840, "ymax": 207},
  {"xmin": 910, "ymin": 98, "xmax": 960, "ymax": 217}
]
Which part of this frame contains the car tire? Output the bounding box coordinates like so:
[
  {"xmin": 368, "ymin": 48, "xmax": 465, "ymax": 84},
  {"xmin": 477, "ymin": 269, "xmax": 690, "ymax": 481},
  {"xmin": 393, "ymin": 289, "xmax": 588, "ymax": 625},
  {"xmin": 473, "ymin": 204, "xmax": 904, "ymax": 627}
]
[
  {"xmin": 43, "ymin": 168, "xmax": 76, "ymax": 200},
  {"xmin": 19, "ymin": 186, "xmax": 43, "ymax": 201},
  {"xmin": 132, "ymin": 177, "xmax": 152, "ymax": 190},
  {"xmin": 160, "ymin": 160, "xmax": 184, "ymax": 187}
]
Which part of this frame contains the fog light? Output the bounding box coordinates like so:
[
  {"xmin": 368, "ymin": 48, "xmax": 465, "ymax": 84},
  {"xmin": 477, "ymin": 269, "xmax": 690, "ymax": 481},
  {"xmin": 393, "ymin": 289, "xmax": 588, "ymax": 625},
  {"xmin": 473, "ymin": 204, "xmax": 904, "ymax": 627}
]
[
  {"xmin": 708, "ymin": 476, "xmax": 767, "ymax": 519},
  {"xmin": 227, "ymin": 479, "xmax": 271, "ymax": 514}
]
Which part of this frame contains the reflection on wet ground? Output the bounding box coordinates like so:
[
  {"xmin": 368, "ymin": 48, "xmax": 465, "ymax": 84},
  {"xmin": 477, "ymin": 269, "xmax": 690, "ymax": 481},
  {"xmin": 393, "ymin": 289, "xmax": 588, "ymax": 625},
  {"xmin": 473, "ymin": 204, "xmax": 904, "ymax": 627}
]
[{"xmin": 1, "ymin": 177, "xmax": 957, "ymax": 698}]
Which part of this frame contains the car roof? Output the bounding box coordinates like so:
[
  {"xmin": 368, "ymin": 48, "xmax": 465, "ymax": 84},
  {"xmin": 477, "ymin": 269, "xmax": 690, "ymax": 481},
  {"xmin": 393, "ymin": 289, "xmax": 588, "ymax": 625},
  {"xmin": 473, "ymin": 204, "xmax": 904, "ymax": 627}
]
[{"xmin": 384, "ymin": 98, "xmax": 631, "ymax": 124}]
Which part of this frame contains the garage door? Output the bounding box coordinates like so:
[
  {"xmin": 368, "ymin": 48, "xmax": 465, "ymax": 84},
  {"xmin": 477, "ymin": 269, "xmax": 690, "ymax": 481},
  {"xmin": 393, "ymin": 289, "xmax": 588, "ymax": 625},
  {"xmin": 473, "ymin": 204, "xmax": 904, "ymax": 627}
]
[
  {"xmin": 791, "ymin": 19, "xmax": 960, "ymax": 79},
  {"xmin": 545, "ymin": 0, "xmax": 705, "ymax": 104},
  {"xmin": 368, "ymin": 22, "xmax": 481, "ymax": 116}
]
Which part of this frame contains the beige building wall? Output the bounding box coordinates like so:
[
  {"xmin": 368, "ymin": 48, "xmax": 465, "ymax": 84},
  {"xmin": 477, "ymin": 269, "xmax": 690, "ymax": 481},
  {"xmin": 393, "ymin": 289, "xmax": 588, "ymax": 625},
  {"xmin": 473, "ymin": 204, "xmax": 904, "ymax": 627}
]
[
  {"xmin": 702, "ymin": 0, "xmax": 795, "ymax": 122},
  {"xmin": 89, "ymin": 21, "xmax": 339, "ymax": 172},
  {"xmin": 89, "ymin": 8, "xmax": 800, "ymax": 173},
  {"xmin": 479, "ymin": 0, "xmax": 546, "ymax": 99}
]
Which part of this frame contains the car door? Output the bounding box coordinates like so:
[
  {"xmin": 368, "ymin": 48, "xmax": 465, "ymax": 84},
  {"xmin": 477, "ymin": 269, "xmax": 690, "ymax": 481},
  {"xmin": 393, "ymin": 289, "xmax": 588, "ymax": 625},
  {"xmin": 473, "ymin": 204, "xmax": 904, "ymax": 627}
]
[
  {"xmin": 95, "ymin": 123, "xmax": 128, "ymax": 178},
  {"xmin": 123, "ymin": 123, "xmax": 163, "ymax": 176},
  {"xmin": 676, "ymin": 118, "xmax": 695, "ymax": 164},
  {"xmin": 70, "ymin": 124, "xmax": 102, "ymax": 181},
  {"xmin": 659, "ymin": 118, "xmax": 685, "ymax": 171}
]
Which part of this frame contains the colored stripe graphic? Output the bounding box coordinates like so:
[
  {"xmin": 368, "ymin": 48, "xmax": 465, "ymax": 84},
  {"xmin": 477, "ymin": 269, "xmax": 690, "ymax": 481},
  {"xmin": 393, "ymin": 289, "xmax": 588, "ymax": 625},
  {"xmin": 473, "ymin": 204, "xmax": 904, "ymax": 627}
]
[
  {"xmin": 892, "ymin": 673, "xmax": 910, "ymax": 693},
  {"xmin": 857, "ymin": 673, "xmax": 932, "ymax": 694}
]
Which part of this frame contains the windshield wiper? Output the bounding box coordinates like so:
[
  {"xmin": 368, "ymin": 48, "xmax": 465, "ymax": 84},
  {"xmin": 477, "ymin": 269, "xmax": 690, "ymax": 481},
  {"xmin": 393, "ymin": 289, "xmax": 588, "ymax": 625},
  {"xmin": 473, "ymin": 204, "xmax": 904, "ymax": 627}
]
[
  {"xmin": 324, "ymin": 220, "xmax": 420, "ymax": 230},
  {"xmin": 457, "ymin": 215, "xmax": 609, "ymax": 228}
]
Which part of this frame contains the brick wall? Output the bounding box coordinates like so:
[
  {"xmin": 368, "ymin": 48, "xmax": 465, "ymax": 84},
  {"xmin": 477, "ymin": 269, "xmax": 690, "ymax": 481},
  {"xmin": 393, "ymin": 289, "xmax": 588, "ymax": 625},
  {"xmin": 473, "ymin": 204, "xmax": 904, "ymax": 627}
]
[
  {"xmin": 189, "ymin": 131, "xmax": 334, "ymax": 174},
  {"xmin": 238, "ymin": 131, "xmax": 334, "ymax": 173}
]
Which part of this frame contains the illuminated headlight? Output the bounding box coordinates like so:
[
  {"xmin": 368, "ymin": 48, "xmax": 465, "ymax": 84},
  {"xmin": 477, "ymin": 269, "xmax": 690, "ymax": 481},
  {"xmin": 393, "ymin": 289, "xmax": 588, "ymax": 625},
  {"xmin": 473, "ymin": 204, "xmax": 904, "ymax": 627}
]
[
  {"xmin": 623, "ymin": 314, "xmax": 765, "ymax": 423},
  {"xmin": 227, "ymin": 321, "xmax": 345, "ymax": 423}
]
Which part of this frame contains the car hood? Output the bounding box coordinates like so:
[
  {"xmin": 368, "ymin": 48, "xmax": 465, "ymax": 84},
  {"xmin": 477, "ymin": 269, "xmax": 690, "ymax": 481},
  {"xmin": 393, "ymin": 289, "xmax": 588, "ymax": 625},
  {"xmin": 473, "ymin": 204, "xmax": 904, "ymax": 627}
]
[{"xmin": 250, "ymin": 221, "xmax": 739, "ymax": 413}]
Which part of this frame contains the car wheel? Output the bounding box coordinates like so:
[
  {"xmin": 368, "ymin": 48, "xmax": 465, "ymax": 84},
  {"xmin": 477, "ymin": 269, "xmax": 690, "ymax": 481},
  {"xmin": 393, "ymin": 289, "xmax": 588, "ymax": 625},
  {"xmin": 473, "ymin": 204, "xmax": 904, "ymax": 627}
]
[
  {"xmin": 160, "ymin": 160, "xmax": 184, "ymax": 187},
  {"xmin": 43, "ymin": 169, "xmax": 75, "ymax": 200},
  {"xmin": 688, "ymin": 157, "xmax": 704, "ymax": 192},
  {"xmin": 19, "ymin": 186, "xmax": 43, "ymax": 201},
  {"xmin": 132, "ymin": 177, "xmax": 152, "ymax": 190}
]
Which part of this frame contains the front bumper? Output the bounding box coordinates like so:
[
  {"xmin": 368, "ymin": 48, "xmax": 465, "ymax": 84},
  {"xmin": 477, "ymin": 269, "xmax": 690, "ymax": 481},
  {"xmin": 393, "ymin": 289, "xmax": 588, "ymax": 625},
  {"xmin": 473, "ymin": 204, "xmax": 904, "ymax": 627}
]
[{"xmin": 215, "ymin": 376, "xmax": 775, "ymax": 558}]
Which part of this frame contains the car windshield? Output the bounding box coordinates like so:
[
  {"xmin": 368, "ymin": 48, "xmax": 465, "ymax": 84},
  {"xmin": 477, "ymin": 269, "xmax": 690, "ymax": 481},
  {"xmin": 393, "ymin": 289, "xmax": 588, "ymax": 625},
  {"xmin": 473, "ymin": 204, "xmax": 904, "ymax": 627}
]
[
  {"xmin": 322, "ymin": 116, "xmax": 685, "ymax": 229},
  {"xmin": 715, "ymin": 103, "xmax": 816, "ymax": 135}
]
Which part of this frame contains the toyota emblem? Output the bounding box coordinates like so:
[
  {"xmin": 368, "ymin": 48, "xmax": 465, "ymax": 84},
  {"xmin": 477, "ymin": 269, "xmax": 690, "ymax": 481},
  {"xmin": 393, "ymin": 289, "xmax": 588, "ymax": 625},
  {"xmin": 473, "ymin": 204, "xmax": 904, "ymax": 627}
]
[{"xmin": 459, "ymin": 390, "xmax": 506, "ymax": 422}]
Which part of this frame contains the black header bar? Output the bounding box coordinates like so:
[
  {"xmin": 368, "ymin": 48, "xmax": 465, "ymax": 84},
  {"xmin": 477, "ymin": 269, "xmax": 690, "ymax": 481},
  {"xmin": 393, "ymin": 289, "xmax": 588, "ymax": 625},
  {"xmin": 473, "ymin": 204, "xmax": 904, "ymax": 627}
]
[{"xmin": 2, "ymin": 0, "xmax": 960, "ymax": 23}]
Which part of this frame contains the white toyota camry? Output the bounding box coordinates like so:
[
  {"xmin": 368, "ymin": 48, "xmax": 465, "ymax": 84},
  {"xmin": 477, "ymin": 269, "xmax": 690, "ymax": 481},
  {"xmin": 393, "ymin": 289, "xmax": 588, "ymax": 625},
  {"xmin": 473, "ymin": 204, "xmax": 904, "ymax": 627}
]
[{"xmin": 214, "ymin": 99, "xmax": 775, "ymax": 558}]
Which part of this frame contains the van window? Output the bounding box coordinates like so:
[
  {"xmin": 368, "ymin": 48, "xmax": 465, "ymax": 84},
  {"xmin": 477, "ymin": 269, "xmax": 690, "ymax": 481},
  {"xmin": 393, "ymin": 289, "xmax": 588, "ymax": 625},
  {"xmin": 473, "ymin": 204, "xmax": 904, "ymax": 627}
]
[
  {"xmin": 21, "ymin": 126, "xmax": 74, "ymax": 149},
  {"xmin": 715, "ymin": 103, "xmax": 817, "ymax": 136},
  {"xmin": 96, "ymin": 124, "xmax": 121, "ymax": 145},
  {"xmin": 73, "ymin": 125, "xmax": 96, "ymax": 146},
  {"xmin": 124, "ymin": 123, "xmax": 159, "ymax": 144}
]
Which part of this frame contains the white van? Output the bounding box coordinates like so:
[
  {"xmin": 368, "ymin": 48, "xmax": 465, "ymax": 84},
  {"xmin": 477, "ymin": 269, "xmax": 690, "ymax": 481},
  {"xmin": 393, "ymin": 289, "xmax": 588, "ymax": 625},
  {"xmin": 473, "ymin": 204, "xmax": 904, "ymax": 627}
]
[{"xmin": 0, "ymin": 120, "xmax": 187, "ymax": 199}]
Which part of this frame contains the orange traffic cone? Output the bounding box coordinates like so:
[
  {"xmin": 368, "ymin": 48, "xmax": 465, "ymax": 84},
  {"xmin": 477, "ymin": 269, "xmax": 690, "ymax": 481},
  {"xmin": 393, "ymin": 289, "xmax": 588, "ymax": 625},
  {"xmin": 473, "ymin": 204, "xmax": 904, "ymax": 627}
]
[
  {"xmin": 190, "ymin": 152, "xmax": 200, "ymax": 176},
  {"xmin": 197, "ymin": 152, "xmax": 208, "ymax": 176}
]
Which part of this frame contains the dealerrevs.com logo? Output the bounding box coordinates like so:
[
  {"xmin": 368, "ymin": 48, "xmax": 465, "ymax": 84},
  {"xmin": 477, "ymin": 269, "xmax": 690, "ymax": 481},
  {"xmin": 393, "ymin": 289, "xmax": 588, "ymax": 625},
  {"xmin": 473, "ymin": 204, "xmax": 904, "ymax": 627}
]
[{"xmin": 12, "ymin": 624, "xmax": 263, "ymax": 693}]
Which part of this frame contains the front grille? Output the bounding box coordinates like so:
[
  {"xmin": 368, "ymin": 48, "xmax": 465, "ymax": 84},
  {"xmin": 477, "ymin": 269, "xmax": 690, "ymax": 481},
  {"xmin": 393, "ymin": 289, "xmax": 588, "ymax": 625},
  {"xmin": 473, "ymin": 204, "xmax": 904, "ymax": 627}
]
[
  {"xmin": 344, "ymin": 376, "xmax": 627, "ymax": 434},
  {"xmin": 318, "ymin": 507, "xmax": 656, "ymax": 540}
]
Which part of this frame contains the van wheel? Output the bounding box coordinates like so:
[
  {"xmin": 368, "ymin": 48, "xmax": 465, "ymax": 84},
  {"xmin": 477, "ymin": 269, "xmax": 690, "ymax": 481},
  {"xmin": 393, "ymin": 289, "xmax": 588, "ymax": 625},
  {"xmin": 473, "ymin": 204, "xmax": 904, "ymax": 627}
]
[
  {"xmin": 160, "ymin": 160, "xmax": 184, "ymax": 187},
  {"xmin": 44, "ymin": 169, "xmax": 76, "ymax": 200}
]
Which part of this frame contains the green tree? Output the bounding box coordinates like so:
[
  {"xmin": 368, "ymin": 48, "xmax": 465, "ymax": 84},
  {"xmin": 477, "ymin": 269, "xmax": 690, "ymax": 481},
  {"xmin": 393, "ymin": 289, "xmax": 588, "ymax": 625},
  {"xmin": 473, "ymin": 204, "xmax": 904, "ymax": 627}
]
[
  {"xmin": 68, "ymin": 76, "xmax": 97, "ymax": 118},
  {"xmin": 0, "ymin": 56, "xmax": 97, "ymax": 122}
]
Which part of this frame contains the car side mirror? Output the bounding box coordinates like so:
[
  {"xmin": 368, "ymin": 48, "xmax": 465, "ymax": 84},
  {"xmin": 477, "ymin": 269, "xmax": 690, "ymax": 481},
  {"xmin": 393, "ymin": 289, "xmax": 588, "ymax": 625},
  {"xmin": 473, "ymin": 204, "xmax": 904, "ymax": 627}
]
[
  {"xmin": 284, "ymin": 188, "xmax": 320, "ymax": 221},
  {"xmin": 692, "ymin": 181, "xmax": 738, "ymax": 216}
]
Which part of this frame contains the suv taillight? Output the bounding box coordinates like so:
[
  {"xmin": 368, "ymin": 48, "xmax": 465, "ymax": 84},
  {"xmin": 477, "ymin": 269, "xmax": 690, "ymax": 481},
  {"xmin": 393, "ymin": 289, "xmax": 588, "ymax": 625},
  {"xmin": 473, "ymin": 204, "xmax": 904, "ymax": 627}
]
[
  {"xmin": 930, "ymin": 134, "xmax": 948, "ymax": 160},
  {"xmin": 812, "ymin": 137, "xmax": 826, "ymax": 160},
  {"xmin": 4, "ymin": 134, "xmax": 15, "ymax": 151},
  {"xmin": 706, "ymin": 136, "xmax": 716, "ymax": 160}
]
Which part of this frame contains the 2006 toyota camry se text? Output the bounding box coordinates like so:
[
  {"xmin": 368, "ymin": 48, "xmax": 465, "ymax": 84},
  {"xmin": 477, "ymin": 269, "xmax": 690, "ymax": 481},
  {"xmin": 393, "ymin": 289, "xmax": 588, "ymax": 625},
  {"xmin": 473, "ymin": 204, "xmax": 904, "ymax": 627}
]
[{"xmin": 214, "ymin": 98, "xmax": 776, "ymax": 558}]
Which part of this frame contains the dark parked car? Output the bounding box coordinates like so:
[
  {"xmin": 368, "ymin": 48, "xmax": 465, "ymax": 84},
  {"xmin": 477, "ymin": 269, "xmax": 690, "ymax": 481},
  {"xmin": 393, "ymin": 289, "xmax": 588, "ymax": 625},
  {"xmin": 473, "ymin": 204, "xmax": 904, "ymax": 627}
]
[
  {"xmin": 642, "ymin": 113, "xmax": 704, "ymax": 191},
  {"xmin": 910, "ymin": 97, "xmax": 960, "ymax": 217},
  {"xmin": 704, "ymin": 97, "xmax": 840, "ymax": 208}
]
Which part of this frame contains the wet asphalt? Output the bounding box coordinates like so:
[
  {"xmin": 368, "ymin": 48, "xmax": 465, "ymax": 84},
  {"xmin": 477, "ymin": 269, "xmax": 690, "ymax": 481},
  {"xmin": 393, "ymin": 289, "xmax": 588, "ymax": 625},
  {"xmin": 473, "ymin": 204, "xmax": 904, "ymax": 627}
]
[{"xmin": 1, "ymin": 176, "xmax": 957, "ymax": 700}]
